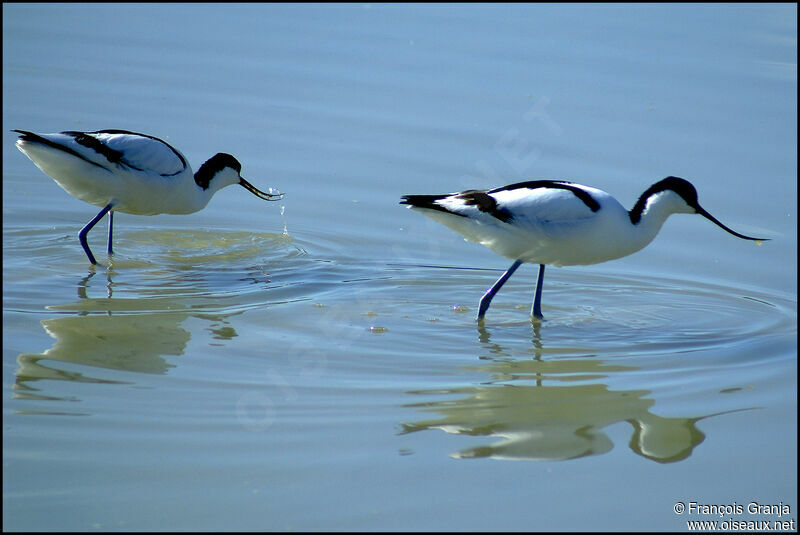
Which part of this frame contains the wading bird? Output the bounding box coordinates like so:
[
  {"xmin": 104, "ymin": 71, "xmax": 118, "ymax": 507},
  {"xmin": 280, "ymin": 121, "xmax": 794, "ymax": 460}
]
[
  {"xmin": 14, "ymin": 129, "xmax": 283, "ymax": 264},
  {"xmin": 401, "ymin": 177, "xmax": 767, "ymax": 321}
]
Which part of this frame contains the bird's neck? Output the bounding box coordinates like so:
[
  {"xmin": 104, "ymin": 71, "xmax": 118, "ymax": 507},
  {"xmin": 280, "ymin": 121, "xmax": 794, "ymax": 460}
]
[{"xmin": 625, "ymin": 192, "xmax": 687, "ymax": 254}]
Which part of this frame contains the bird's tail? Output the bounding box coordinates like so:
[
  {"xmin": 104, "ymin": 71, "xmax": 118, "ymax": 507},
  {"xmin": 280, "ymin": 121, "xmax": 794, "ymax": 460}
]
[{"xmin": 400, "ymin": 194, "xmax": 450, "ymax": 209}]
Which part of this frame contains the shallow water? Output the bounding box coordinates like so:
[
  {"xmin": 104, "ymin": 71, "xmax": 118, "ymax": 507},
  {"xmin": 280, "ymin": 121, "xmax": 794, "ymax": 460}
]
[{"xmin": 3, "ymin": 3, "xmax": 797, "ymax": 531}]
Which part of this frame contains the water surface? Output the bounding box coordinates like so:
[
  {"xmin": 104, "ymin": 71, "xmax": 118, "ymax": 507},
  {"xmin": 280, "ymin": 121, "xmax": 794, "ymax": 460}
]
[{"xmin": 3, "ymin": 3, "xmax": 796, "ymax": 531}]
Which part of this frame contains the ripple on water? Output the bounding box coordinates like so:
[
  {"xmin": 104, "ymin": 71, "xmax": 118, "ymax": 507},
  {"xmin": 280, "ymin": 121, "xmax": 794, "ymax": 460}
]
[
  {"xmin": 6, "ymin": 224, "xmax": 795, "ymax": 359},
  {"xmin": 2, "ymin": 227, "xmax": 303, "ymax": 316},
  {"xmin": 22, "ymin": 226, "xmax": 395, "ymax": 323},
  {"xmin": 391, "ymin": 264, "xmax": 795, "ymax": 363},
  {"xmin": 391, "ymin": 266, "xmax": 795, "ymax": 464}
]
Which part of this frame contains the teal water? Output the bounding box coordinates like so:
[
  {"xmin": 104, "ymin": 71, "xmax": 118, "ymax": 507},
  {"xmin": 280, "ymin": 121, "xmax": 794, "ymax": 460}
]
[{"xmin": 3, "ymin": 4, "xmax": 796, "ymax": 531}]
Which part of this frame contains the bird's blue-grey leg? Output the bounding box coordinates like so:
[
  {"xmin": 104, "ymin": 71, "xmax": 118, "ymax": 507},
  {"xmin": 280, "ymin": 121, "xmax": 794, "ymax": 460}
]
[
  {"xmin": 531, "ymin": 264, "xmax": 545, "ymax": 319},
  {"xmin": 478, "ymin": 259, "xmax": 524, "ymax": 320},
  {"xmin": 78, "ymin": 203, "xmax": 114, "ymax": 265},
  {"xmin": 107, "ymin": 210, "xmax": 114, "ymax": 255}
]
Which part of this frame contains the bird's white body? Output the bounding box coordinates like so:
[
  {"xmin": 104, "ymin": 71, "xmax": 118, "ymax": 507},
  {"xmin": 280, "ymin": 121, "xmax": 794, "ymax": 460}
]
[
  {"xmin": 412, "ymin": 182, "xmax": 694, "ymax": 266},
  {"xmin": 401, "ymin": 177, "xmax": 765, "ymax": 320},
  {"xmin": 15, "ymin": 130, "xmax": 242, "ymax": 215},
  {"xmin": 14, "ymin": 129, "xmax": 283, "ymax": 264}
]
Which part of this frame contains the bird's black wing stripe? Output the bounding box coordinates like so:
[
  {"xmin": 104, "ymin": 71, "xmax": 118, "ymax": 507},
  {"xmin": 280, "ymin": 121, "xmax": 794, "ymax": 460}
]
[
  {"xmin": 456, "ymin": 190, "xmax": 514, "ymax": 222},
  {"xmin": 401, "ymin": 180, "xmax": 600, "ymax": 223},
  {"xmin": 13, "ymin": 130, "xmax": 110, "ymax": 171},
  {"xmin": 91, "ymin": 129, "xmax": 188, "ymax": 177},
  {"xmin": 489, "ymin": 180, "xmax": 601, "ymax": 212},
  {"xmin": 400, "ymin": 191, "xmax": 514, "ymax": 222},
  {"xmin": 64, "ymin": 131, "xmax": 126, "ymax": 167}
]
